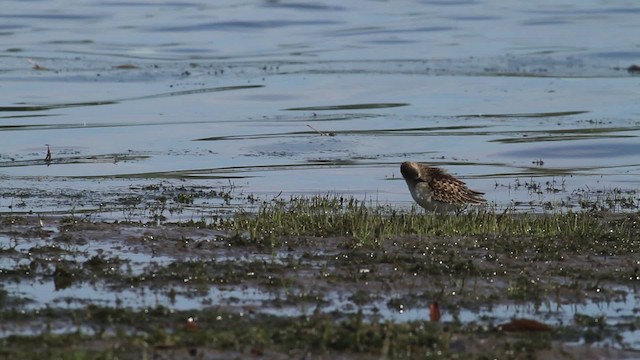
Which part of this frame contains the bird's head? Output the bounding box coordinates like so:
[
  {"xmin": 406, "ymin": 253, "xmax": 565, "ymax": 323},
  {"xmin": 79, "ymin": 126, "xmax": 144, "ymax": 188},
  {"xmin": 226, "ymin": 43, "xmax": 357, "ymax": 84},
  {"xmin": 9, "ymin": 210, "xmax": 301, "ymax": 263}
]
[{"xmin": 400, "ymin": 161, "xmax": 420, "ymax": 181}]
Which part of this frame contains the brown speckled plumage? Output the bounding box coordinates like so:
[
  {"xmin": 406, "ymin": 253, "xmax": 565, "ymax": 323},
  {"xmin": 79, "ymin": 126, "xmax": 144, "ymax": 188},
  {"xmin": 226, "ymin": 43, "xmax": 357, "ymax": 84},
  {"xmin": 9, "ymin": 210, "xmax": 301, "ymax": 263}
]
[{"xmin": 400, "ymin": 161, "xmax": 485, "ymax": 212}]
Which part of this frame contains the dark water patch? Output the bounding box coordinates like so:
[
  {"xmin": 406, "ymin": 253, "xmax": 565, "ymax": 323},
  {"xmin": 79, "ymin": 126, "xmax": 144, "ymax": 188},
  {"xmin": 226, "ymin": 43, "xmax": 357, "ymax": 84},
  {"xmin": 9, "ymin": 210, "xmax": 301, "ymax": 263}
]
[
  {"xmin": 360, "ymin": 151, "xmax": 439, "ymax": 161},
  {"xmin": 83, "ymin": 171, "xmax": 253, "ymax": 180},
  {"xmin": 421, "ymin": 0, "xmax": 479, "ymax": 5},
  {"xmin": 474, "ymin": 162, "xmax": 640, "ymax": 179},
  {"xmin": 526, "ymin": 7, "xmax": 640, "ymax": 15},
  {"xmin": 261, "ymin": 2, "xmax": 345, "ymax": 11},
  {"xmin": 0, "ymin": 153, "xmax": 150, "ymax": 168},
  {"xmin": 590, "ymin": 51, "xmax": 640, "ymax": 60},
  {"xmin": 0, "ymin": 114, "xmax": 58, "ymax": 120},
  {"xmin": 0, "ymin": 124, "xmax": 53, "ymax": 131},
  {"xmin": 194, "ymin": 125, "xmax": 488, "ymax": 141},
  {"xmin": 474, "ymin": 169, "xmax": 573, "ymax": 179},
  {"xmin": 196, "ymin": 132, "xmax": 304, "ymax": 142},
  {"xmin": 522, "ymin": 18, "xmax": 569, "ymax": 26},
  {"xmin": 364, "ymin": 38, "xmax": 418, "ymax": 45},
  {"xmin": 501, "ymin": 142, "xmax": 640, "ymax": 159},
  {"xmin": 254, "ymin": 113, "xmax": 381, "ymax": 122},
  {"xmin": 448, "ymin": 15, "xmax": 500, "ymax": 21},
  {"xmin": 274, "ymin": 56, "xmax": 621, "ymax": 78},
  {"xmin": 99, "ymin": 1, "xmax": 202, "ymax": 7},
  {"xmin": 161, "ymin": 46, "xmax": 216, "ymax": 54},
  {"xmin": 492, "ymin": 134, "xmax": 635, "ymax": 144},
  {"xmin": 0, "ymin": 121, "xmax": 178, "ymax": 132},
  {"xmin": 47, "ymin": 40, "xmax": 94, "ymax": 45},
  {"xmin": 114, "ymin": 84, "xmax": 264, "ymax": 102},
  {"xmin": 459, "ymin": 110, "xmax": 588, "ymax": 118},
  {"xmin": 73, "ymin": 161, "xmax": 397, "ymax": 180},
  {"xmin": 154, "ymin": 20, "xmax": 341, "ymax": 32},
  {"xmin": 544, "ymin": 126, "xmax": 640, "ymax": 135},
  {"xmin": 3, "ymin": 115, "xmax": 334, "ymax": 132},
  {"xmin": 339, "ymin": 125, "xmax": 489, "ymax": 136},
  {"xmin": 0, "ymin": 14, "xmax": 105, "ymax": 21},
  {"xmin": 0, "ymin": 100, "xmax": 118, "ymax": 112},
  {"xmin": 285, "ymin": 103, "xmax": 409, "ymax": 111},
  {"xmin": 0, "ymin": 85, "xmax": 263, "ymax": 112},
  {"xmin": 329, "ymin": 125, "xmax": 491, "ymax": 137},
  {"xmin": 598, "ymin": 7, "xmax": 640, "ymax": 14},
  {"xmin": 491, "ymin": 126, "xmax": 640, "ymax": 143},
  {"xmin": 0, "ymin": 24, "xmax": 25, "ymax": 31},
  {"xmin": 0, "ymin": 56, "xmax": 625, "ymax": 82},
  {"xmin": 328, "ymin": 26, "xmax": 455, "ymax": 37}
]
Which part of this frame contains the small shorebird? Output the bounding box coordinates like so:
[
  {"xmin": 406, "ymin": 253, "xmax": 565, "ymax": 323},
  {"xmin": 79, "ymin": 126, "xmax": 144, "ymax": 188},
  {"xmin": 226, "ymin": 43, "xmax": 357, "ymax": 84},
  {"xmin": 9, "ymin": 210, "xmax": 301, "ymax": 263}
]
[{"xmin": 400, "ymin": 161, "xmax": 485, "ymax": 213}]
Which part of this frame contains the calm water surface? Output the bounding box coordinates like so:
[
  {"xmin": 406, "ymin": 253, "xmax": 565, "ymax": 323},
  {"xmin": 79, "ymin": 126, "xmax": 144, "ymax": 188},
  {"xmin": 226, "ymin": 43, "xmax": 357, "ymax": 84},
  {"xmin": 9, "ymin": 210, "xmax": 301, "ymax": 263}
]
[{"xmin": 1, "ymin": 0, "xmax": 639, "ymax": 215}]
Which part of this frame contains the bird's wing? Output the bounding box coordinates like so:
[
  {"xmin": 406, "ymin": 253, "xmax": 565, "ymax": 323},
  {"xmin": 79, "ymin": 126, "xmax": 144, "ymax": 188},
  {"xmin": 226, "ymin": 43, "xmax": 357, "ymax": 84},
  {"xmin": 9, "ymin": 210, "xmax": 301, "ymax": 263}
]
[{"xmin": 427, "ymin": 168, "xmax": 486, "ymax": 204}]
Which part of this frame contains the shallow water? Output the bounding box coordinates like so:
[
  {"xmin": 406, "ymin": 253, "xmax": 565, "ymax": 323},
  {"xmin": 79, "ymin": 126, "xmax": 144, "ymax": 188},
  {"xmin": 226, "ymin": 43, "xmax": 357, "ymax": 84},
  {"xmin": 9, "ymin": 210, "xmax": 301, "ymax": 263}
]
[
  {"xmin": 2, "ymin": 0, "xmax": 640, "ymax": 216},
  {"xmin": 2, "ymin": 222, "xmax": 639, "ymax": 350}
]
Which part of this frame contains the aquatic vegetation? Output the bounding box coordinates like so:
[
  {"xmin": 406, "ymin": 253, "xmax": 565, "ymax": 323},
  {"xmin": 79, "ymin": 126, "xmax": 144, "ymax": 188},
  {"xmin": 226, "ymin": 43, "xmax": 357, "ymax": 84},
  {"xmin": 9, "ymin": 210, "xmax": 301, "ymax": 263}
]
[
  {"xmin": 213, "ymin": 194, "xmax": 640, "ymax": 247},
  {"xmin": 1, "ymin": 192, "xmax": 640, "ymax": 358},
  {"xmin": 0, "ymin": 305, "xmax": 558, "ymax": 359}
]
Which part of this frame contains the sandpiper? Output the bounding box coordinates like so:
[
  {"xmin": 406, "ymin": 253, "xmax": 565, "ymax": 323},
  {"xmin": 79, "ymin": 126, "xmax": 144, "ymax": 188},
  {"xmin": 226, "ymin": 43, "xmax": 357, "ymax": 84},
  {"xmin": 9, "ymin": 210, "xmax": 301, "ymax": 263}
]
[{"xmin": 400, "ymin": 161, "xmax": 486, "ymax": 213}]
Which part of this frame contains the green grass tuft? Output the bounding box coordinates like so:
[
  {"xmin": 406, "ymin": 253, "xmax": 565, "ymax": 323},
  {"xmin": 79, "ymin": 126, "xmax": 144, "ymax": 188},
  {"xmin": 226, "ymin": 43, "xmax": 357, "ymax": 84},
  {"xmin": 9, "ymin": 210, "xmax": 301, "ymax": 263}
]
[{"xmin": 213, "ymin": 195, "xmax": 639, "ymax": 246}]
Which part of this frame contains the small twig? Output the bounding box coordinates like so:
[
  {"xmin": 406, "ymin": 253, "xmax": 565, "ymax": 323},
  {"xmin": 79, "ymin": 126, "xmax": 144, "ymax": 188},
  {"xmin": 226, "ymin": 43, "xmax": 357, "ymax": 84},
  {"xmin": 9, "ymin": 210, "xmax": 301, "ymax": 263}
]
[
  {"xmin": 27, "ymin": 58, "xmax": 47, "ymax": 70},
  {"xmin": 306, "ymin": 124, "xmax": 335, "ymax": 136},
  {"xmin": 44, "ymin": 144, "xmax": 52, "ymax": 164}
]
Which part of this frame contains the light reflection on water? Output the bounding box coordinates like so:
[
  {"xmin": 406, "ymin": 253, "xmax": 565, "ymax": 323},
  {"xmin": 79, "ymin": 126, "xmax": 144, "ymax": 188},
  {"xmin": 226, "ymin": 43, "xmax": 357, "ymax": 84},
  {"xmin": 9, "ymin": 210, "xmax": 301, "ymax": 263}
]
[
  {"xmin": 1, "ymin": 73, "xmax": 638, "ymax": 215},
  {"xmin": 2, "ymin": 275, "xmax": 639, "ymax": 349}
]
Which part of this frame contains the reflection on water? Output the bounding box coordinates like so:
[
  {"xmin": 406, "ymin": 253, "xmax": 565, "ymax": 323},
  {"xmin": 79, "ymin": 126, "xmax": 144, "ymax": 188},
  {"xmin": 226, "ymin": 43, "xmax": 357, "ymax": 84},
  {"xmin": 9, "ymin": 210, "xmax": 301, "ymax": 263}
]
[{"xmin": 500, "ymin": 142, "xmax": 640, "ymax": 158}]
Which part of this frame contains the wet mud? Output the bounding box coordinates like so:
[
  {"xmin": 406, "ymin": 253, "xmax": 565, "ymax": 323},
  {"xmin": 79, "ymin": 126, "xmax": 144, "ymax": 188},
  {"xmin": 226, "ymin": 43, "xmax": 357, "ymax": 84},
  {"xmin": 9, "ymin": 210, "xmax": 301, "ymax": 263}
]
[{"xmin": 1, "ymin": 204, "xmax": 639, "ymax": 358}]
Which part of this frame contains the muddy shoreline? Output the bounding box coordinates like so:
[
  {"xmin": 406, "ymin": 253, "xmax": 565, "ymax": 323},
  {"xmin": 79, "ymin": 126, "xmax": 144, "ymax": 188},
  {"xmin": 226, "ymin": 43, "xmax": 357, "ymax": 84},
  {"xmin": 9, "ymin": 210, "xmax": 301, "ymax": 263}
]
[{"xmin": 1, "ymin": 200, "xmax": 639, "ymax": 358}]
